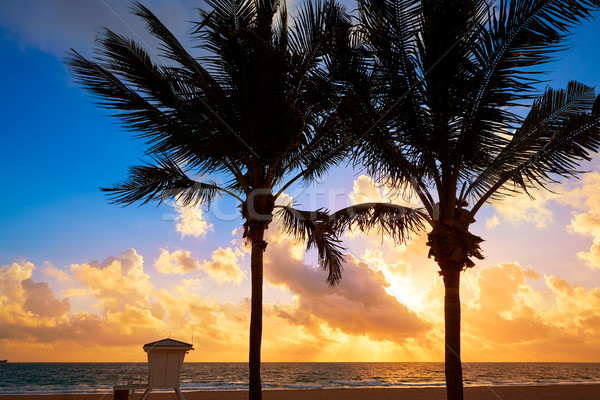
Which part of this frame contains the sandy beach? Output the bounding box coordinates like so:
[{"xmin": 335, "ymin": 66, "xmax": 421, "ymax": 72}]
[{"xmin": 1, "ymin": 385, "xmax": 599, "ymax": 400}]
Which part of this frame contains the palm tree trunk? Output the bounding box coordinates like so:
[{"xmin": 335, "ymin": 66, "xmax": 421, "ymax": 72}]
[
  {"xmin": 249, "ymin": 227, "xmax": 265, "ymax": 400},
  {"xmin": 442, "ymin": 267, "xmax": 463, "ymax": 400}
]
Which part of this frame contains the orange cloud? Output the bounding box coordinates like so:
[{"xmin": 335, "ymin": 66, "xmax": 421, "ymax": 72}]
[
  {"xmin": 21, "ymin": 278, "xmax": 70, "ymax": 318},
  {"xmin": 0, "ymin": 252, "xmax": 169, "ymax": 360},
  {"xmin": 263, "ymin": 229, "xmax": 428, "ymax": 344},
  {"xmin": 0, "ymin": 261, "xmax": 104, "ymax": 346},
  {"xmin": 458, "ymin": 263, "xmax": 600, "ymax": 361},
  {"xmin": 0, "ymin": 250, "xmax": 250, "ymax": 362}
]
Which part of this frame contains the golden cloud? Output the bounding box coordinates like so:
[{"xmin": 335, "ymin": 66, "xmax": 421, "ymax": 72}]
[
  {"xmin": 155, "ymin": 249, "xmax": 200, "ymax": 274},
  {"xmin": 0, "ymin": 261, "xmax": 34, "ymax": 303},
  {"xmin": 155, "ymin": 247, "xmax": 245, "ymax": 283},
  {"xmin": 3, "ymin": 217, "xmax": 600, "ymax": 362},
  {"xmin": 199, "ymin": 247, "xmax": 246, "ymax": 283},
  {"xmin": 71, "ymin": 249, "xmax": 155, "ymax": 313},
  {"xmin": 0, "ymin": 251, "xmax": 169, "ymax": 359}
]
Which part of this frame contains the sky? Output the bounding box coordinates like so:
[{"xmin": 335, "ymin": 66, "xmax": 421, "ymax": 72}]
[{"xmin": 2, "ymin": 0, "xmax": 600, "ymax": 363}]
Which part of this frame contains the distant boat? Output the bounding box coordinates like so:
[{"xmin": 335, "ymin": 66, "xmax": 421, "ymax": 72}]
[{"xmin": 0, "ymin": 360, "xmax": 7, "ymax": 363}]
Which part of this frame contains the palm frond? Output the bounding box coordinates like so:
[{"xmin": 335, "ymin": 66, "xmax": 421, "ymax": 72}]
[
  {"xmin": 459, "ymin": 0, "xmax": 600, "ymax": 169},
  {"xmin": 65, "ymin": 49, "xmax": 193, "ymax": 154},
  {"xmin": 66, "ymin": 42, "xmax": 245, "ymax": 176},
  {"xmin": 357, "ymin": 0, "xmax": 424, "ymax": 121},
  {"xmin": 276, "ymin": 205, "xmax": 345, "ymax": 284},
  {"xmin": 101, "ymin": 156, "xmax": 224, "ymax": 207},
  {"xmin": 509, "ymin": 111, "xmax": 600, "ymax": 189},
  {"xmin": 288, "ymin": 0, "xmax": 347, "ymax": 83},
  {"xmin": 131, "ymin": 1, "xmax": 226, "ymax": 107},
  {"xmin": 327, "ymin": 202, "xmax": 429, "ymax": 241},
  {"xmin": 276, "ymin": 202, "xmax": 428, "ymax": 285},
  {"xmin": 467, "ymin": 82, "xmax": 600, "ymax": 204}
]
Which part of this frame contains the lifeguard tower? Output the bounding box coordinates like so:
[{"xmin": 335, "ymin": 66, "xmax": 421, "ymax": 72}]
[{"xmin": 114, "ymin": 338, "xmax": 194, "ymax": 400}]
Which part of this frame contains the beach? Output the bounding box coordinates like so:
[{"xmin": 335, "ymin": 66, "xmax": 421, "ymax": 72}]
[{"xmin": 1, "ymin": 385, "xmax": 599, "ymax": 400}]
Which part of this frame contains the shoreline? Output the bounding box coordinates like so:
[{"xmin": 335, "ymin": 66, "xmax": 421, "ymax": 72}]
[{"xmin": 1, "ymin": 385, "xmax": 600, "ymax": 400}]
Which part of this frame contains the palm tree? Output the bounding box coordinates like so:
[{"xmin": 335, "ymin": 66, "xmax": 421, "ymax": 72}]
[
  {"xmin": 66, "ymin": 1, "xmax": 426, "ymax": 399},
  {"xmin": 344, "ymin": 1, "xmax": 600, "ymax": 399}
]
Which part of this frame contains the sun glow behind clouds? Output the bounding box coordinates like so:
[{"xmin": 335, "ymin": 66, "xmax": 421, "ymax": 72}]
[
  {"xmin": 3, "ymin": 173, "xmax": 600, "ymax": 361},
  {"xmin": 361, "ymin": 248, "xmax": 425, "ymax": 314}
]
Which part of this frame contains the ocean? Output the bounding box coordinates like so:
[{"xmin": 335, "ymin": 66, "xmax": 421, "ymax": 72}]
[{"xmin": 1, "ymin": 362, "xmax": 599, "ymax": 395}]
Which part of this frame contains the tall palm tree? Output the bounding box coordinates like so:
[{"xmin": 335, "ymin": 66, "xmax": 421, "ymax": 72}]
[
  {"xmin": 345, "ymin": 1, "xmax": 600, "ymax": 399},
  {"xmin": 66, "ymin": 1, "xmax": 426, "ymax": 399}
]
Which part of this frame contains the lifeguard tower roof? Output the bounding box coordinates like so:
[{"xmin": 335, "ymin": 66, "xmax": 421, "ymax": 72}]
[{"xmin": 143, "ymin": 338, "xmax": 194, "ymax": 351}]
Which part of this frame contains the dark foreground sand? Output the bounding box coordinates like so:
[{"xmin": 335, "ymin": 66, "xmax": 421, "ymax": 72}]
[{"xmin": 1, "ymin": 386, "xmax": 599, "ymax": 400}]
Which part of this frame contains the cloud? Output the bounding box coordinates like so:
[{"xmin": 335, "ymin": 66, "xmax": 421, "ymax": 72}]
[
  {"xmin": 21, "ymin": 278, "xmax": 70, "ymax": 318},
  {"xmin": 62, "ymin": 288, "xmax": 88, "ymax": 297},
  {"xmin": 559, "ymin": 169, "xmax": 600, "ymax": 211},
  {"xmin": 568, "ymin": 212, "xmax": 600, "ymax": 269},
  {"xmin": 0, "ymin": 251, "xmax": 170, "ymax": 358},
  {"xmin": 0, "ymin": 0, "xmax": 199, "ymax": 58},
  {"xmin": 349, "ymin": 175, "xmax": 389, "ymax": 204},
  {"xmin": 485, "ymin": 189, "xmax": 557, "ymax": 229},
  {"xmin": 457, "ymin": 262, "xmax": 600, "ymax": 361},
  {"xmin": 42, "ymin": 263, "xmax": 71, "ymax": 282},
  {"xmin": 0, "ymin": 261, "xmax": 100, "ymax": 345},
  {"xmin": 0, "ymin": 248, "xmax": 248, "ymax": 361},
  {"xmin": 485, "ymin": 214, "xmax": 500, "ymax": 230},
  {"xmin": 156, "ymin": 287, "xmax": 231, "ymax": 345},
  {"xmin": 155, "ymin": 247, "xmax": 245, "ymax": 283},
  {"xmin": 262, "ymin": 230, "xmax": 428, "ymax": 343},
  {"xmin": 199, "ymin": 247, "xmax": 246, "ymax": 283},
  {"xmin": 362, "ymin": 248, "xmax": 412, "ymax": 277},
  {"xmin": 545, "ymin": 275, "xmax": 600, "ymax": 334},
  {"xmin": 0, "ymin": 261, "xmax": 34, "ymax": 302},
  {"xmin": 70, "ymin": 249, "xmax": 155, "ymax": 313},
  {"xmin": 349, "ymin": 175, "xmax": 419, "ymax": 206},
  {"xmin": 155, "ymin": 249, "xmax": 199, "ymax": 274},
  {"xmin": 554, "ymin": 170, "xmax": 600, "ymax": 269},
  {"xmin": 3, "ymin": 219, "xmax": 600, "ymax": 362},
  {"xmin": 172, "ymin": 198, "xmax": 214, "ymax": 239}
]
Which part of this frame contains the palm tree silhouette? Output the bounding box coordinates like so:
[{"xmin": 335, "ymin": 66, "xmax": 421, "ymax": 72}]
[
  {"xmin": 347, "ymin": 1, "xmax": 600, "ymax": 399},
  {"xmin": 66, "ymin": 1, "xmax": 426, "ymax": 399}
]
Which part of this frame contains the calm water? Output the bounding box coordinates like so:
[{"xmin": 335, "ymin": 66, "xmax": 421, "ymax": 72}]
[{"xmin": 1, "ymin": 362, "xmax": 599, "ymax": 395}]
